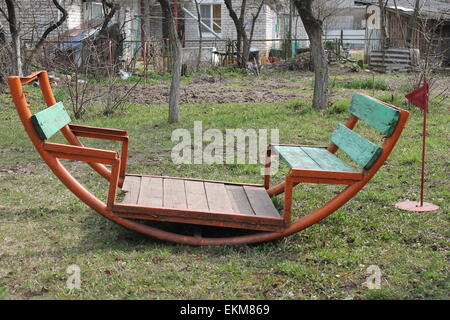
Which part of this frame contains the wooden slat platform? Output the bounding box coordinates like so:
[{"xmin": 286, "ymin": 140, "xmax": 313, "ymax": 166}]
[{"xmin": 113, "ymin": 175, "xmax": 285, "ymax": 232}]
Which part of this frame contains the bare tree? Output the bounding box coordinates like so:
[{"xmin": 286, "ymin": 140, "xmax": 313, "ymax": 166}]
[
  {"xmin": 0, "ymin": 0, "xmax": 22, "ymax": 75},
  {"xmin": 1, "ymin": 0, "xmax": 70, "ymax": 75},
  {"xmin": 92, "ymin": 0, "xmax": 122, "ymax": 77},
  {"xmin": 293, "ymin": 0, "xmax": 329, "ymax": 110},
  {"xmin": 378, "ymin": 0, "xmax": 388, "ymax": 48},
  {"xmin": 223, "ymin": 0, "xmax": 265, "ymax": 67},
  {"xmin": 157, "ymin": 0, "xmax": 181, "ymax": 123},
  {"xmin": 194, "ymin": 0, "xmax": 203, "ymax": 71},
  {"xmin": 25, "ymin": 0, "xmax": 68, "ymax": 68},
  {"xmin": 58, "ymin": 41, "xmax": 96, "ymax": 119},
  {"xmin": 0, "ymin": 22, "xmax": 9, "ymax": 85},
  {"xmin": 99, "ymin": 0, "xmax": 118, "ymax": 35},
  {"xmin": 403, "ymin": 6, "xmax": 449, "ymax": 110},
  {"xmin": 406, "ymin": 0, "xmax": 421, "ymax": 48},
  {"xmin": 416, "ymin": 11, "xmax": 450, "ymax": 82}
]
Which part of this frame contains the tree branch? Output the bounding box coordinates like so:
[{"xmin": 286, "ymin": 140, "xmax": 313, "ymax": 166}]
[
  {"xmin": 240, "ymin": 0, "xmax": 247, "ymax": 23},
  {"xmin": 5, "ymin": 0, "xmax": 19, "ymax": 36},
  {"xmin": 224, "ymin": 0, "xmax": 247, "ymax": 65},
  {"xmin": 0, "ymin": 21, "xmax": 13, "ymax": 56},
  {"xmin": 224, "ymin": 0, "xmax": 240, "ymax": 29},
  {"xmin": 99, "ymin": 0, "xmax": 118, "ymax": 36},
  {"xmin": 157, "ymin": 0, "xmax": 181, "ymax": 122},
  {"xmin": 0, "ymin": 6, "xmax": 10, "ymax": 23},
  {"xmin": 249, "ymin": 0, "xmax": 265, "ymax": 46},
  {"xmin": 293, "ymin": 0, "xmax": 329, "ymax": 109},
  {"xmin": 33, "ymin": 0, "xmax": 67, "ymax": 52}
]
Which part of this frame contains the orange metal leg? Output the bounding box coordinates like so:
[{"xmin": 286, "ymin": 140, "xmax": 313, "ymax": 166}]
[
  {"xmin": 264, "ymin": 145, "xmax": 271, "ymax": 190},
  {"xmin": 283, "ymin": 176, "xmax": 293, "ymax": 224}
]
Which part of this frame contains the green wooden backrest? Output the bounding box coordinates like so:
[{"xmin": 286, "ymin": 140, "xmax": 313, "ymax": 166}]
[
  {"xmin": 331, "ymin": 124, "xmax": 382, "ymax": 169},
  {"xmin": 350, "ymin": 93, "xmax": 400, "ymax": 136},
  {"xmin": 330, "ymin": 94, "xmax": 400, "ymax": 170},
  {"xmin": 31, "ymin": 102, "xmax": 71, "ymax": 140}
]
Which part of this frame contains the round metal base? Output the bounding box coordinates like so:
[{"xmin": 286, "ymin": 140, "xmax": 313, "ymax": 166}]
[{"xmin": 395, "ymin": 201, "xmax": 440, "ymax": 212}]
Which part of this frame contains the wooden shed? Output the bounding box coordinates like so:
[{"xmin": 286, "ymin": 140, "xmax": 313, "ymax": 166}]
[{"xmin": 357, "ymin": 0, "xmax": 450, "ymax": 70}]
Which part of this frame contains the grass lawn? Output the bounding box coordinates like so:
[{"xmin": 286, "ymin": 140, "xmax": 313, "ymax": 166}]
[{"xmin": 0, "ymin": 68, "xmax": 448, "ymax": 300}]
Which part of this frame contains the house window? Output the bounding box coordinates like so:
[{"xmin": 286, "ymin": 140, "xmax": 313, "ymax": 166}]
[
  {"xmin": 200, "ymin": 4, "xmax": 221, "ymax": 34},
  {"xmin": 89, "ymin": 2, "xmax": 104, "ymax": 20}
]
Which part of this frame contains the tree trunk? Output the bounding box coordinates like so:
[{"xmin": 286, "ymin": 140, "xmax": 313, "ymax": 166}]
[
  {"xmin": 247, "ymin": 1, "xmax": 265, "ymax": 65},
  {"xmin": 224, "ymin": 0, "xmax": 264, "ymax": 68},
  {"xmin": 406, "ymin": 0, "xmax": 420, "ymax": 48},
  {"xmin": 5, "ymin": 0, "xmax": 22, "ymax": 76},
  {"xmin": 25, "ymin": 0, "xmax": 68, "ymax": 70},
  {"xmin": 169, "ymin": 33, "xmax": 182, "ymax": 123},
  {"xmin": 241, "ymin": 31, "xmax": 250, "ymax": 66},
  {"xmin": 309, "ymin": 28, "xmax": 329, "ymax": 110},
  {"xmin": 378, "ymin": 0, "xmax": 387, "ymax": 48},
  {"xmin": 158, "ymin": 0, "xmax": 181, "ymax": 123},
  {"xmin": 288, "ymin": 0, "xmax": 293, "ymax": 58},
  {"xmin": 224, "ymin": 0, "xmax": 244, "ymax": 66},
  {"xmin": 99, "ymin": 0, "xmax": 118, "ymax": 36},
  {"xmin": 235, "ymin": 29, "xmax": 242, "ymax": 65},
  {"xmin": 294, "ymin": 0, "xmax": 329, "ymax": 110},
  {"xmin": 194, "ymin": 0, "xmax": 202, "ymax": 71},
  {"xmin": 13, "ymin": 31, "xmax": 22, "ymax": 76}
]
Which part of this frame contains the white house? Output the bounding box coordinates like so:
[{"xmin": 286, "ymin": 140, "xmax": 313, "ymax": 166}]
[
  {"xmin": 0, "ymin": 0, "xmax": 141, "ymax": 48},
  {"xmin": 1, "ymin": 0, "xmax": 376, "ymax": 69}
]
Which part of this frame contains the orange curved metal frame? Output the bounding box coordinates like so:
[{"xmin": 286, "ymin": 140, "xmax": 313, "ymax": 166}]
[{"xmin": 9, "ymin": 71, "xmax": 409, "ymax": 246}]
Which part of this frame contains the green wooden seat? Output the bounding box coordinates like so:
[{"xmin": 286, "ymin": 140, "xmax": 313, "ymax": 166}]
[
  {"xmin": 273, "ymin": 93, "xmax": 400, "ymax": 175},
  {"xmin": 273, "ymin": 145, "xmax": 357, "ymax": 173}
]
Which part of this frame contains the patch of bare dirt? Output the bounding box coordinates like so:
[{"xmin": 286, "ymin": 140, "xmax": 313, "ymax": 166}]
[
  {"xmin": 112, "ymin": 76, "xmax": 310, "ymax": 105},
  {"xmin": 58, "ymin": 68, "xmax": 450, "ymax": 107}
]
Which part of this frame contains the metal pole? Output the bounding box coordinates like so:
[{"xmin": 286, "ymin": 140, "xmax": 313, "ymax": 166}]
[
  {"xmin": 140, "ymin": 0, "xmax": 146, "ymax": 58},
  {"xmin": 395, "ymin": 77, "xmax": 439, "ymax": 212},
  {"xmin": 419, "ymin": 77, "xmax": 428, "ymax": 207}
]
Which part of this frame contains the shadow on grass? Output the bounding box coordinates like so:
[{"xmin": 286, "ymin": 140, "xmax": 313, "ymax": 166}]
[{"xmin": 77, "ymin": 214, "xmax": 284, "ymax": 252}]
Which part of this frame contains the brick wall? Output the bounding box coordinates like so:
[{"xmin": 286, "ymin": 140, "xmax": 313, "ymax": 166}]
[
  {"xmin": 0, "ymin": 0, "xmax": 83, "ymax": 43},
  {"xmin": 66, "ymin": 1, "xmax": 83, "ymax": 30},
  {"xmin": 183, "ymin": 1, "xmax": 279, "ymax": 57},
  {"xmin": 144, "ymin": 3, "xmax": 163, "ymax": 39}
]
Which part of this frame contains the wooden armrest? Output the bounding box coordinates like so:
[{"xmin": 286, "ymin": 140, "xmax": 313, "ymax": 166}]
[
  {"xmin": 43, "ymin": 142, "xmax": 119, "ymax": 164},
  {"xmin": 68, "ymin": 125, "xmax": 129, "ymax": 185},
  {"xmin": 289, "ymin": 169, "xmax": 362, "ymax": 181},
  {"xmin": 270, "ymin": 144, "xmax": 327, "ymax": 148},
  {"xmin": 69, "ymin": 124, "xmax": 127, "ymax": 137},
  {"xmin": 70, "ymin": 130, "xmax": 128, "ymax": 142},
  {"xmin": 44, "ymin": 142, "xmax": 122, "ymax": 209}
]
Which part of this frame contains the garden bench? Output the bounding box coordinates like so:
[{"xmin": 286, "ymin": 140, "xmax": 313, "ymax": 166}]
[{"xmin": 265, "ymin": 92, "xmax": 409, "ymax": 225}]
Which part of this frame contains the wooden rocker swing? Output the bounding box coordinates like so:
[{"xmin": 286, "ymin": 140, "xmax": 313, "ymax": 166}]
[{"xmin": 9, "ymin": 71, "xmax": 409, "ymax": 245}]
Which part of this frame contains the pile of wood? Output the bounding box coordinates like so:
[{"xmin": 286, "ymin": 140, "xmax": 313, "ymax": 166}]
[{"xmin": 272, "ymin": 52, "xmax": 313, "ymax": 71}]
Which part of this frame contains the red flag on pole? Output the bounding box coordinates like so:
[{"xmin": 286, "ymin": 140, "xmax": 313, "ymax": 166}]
[
  {"xmin": 405, "ymin": 78, "xmax": 429, "ymax": 112},
  {"xmin": 395, "ymin": 76, "xmax": 439, "ymax": 212}
]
